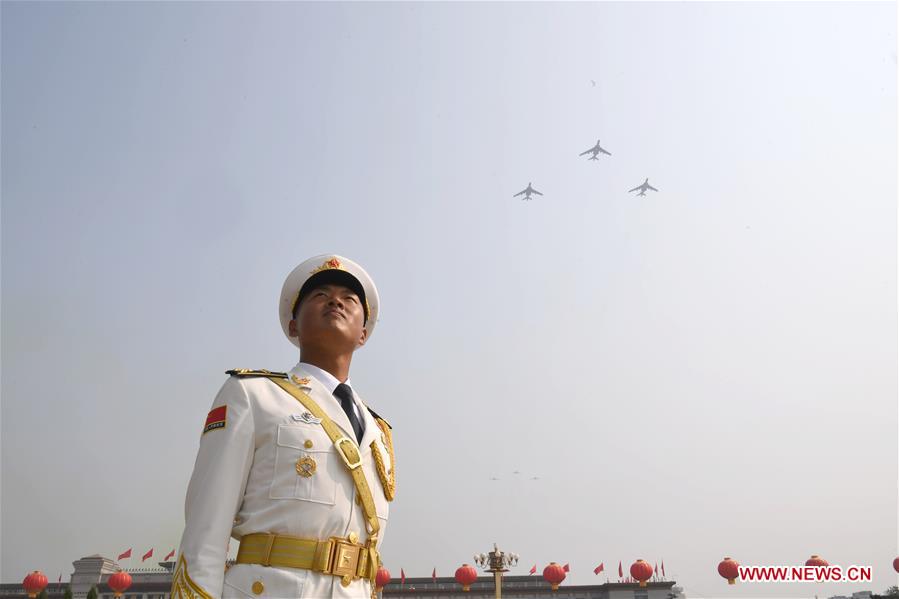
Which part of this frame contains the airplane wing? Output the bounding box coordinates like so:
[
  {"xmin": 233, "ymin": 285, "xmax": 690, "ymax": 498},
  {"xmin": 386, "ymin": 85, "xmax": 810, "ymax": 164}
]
[
  {"xmin": 599, "ymin": 148, "xmax": 612, "ymax": 156},
  {"xmin": 513, "ymin": 189, "xmax": 527, "ymax": 197},
  {"xmin": 628, "ymin": 185, "xmax": 641, "ymax": 192},
  {"xmin": 579, "ymin": 148, "xmax": 593, "ymax": 156},
  {"xmin": 647, "ymin": 184, "xmax": 658, "ymax": 191},
  {"xmin": 533, "ymin": 189, "xmax": 543, "ymax": 196}
]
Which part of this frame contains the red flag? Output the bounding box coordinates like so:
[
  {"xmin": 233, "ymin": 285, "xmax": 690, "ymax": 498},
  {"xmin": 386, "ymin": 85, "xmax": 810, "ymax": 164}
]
[
  {"xmin": 165, "ymin": 549, "xmax": 175, "ymax": 561},
  {"xmin": 618, "ymin": 561, "xmax": 623, "ymax": 578},
  {"xmin": 594, "ymin": 563, "xmax": 604, "ymax": 575},
  {"xmin": 118, "ymin": 548, "xmax": 132, "ymax": 561},
  {"xmin": 529, "ymin": 564, "xmax": 537, "ymax": 575},
  {"xmin": 142, "ymin": 548, "xmax": 154, "ymax": 562},
  {"xmin": 432, "ymin": 568, "xmax": 436, "ymax": 583},
  {"xmin": 563, "ymin": 563, "xmax": 570, "ymax": 572},
  {"xmin": 400, "ymin": 568, "xmax": 406, "ymax": 585},
  {"xmin": 661, "ymin": 560, "xmax": 666, "ymax": 577}
]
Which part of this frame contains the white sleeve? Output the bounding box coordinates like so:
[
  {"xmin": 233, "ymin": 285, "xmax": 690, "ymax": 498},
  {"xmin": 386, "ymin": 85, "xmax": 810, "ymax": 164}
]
[{"xmin": 172, "ymin": 377, "xmax": 254, "ymax": 599}]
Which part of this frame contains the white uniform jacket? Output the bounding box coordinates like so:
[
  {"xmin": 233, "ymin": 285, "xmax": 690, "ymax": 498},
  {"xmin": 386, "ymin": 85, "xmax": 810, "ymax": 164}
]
[{"xmin": 173, "ymin": 364, "xmax": 393, "ymax": 599}]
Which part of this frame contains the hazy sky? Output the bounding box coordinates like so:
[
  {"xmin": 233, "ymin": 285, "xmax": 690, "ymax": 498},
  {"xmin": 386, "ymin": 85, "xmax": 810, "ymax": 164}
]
[{"xmin": 2, "ymin": 2, "xmax": 896, "ymax": 598}]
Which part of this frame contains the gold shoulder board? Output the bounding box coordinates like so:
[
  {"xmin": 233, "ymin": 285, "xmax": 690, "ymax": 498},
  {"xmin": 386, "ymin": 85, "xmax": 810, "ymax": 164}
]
[
  {"xmin": 366, "ymin": 406, "xmax": 391, "ymax": 429},
  {"xmin": 226, "ymin": 369, "xmax": 289, "ymax": 378}
]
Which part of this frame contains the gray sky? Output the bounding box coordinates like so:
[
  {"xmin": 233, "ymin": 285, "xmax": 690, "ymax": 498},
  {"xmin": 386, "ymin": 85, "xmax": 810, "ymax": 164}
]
[{"xmin": 2, "ymin": 2, "xmax": 896, "ymax": 598}]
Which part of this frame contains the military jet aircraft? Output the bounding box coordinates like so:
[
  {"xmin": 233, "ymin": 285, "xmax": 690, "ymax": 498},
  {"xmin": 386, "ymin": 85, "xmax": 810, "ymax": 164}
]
[
  {"xmin": 514, "ymin": 183, "xmax": 543, "ymax": 201},
  {"xmin": 579, "ymin": 139, "xmax": 612, "ymax": 160},
  {"xmin": 628, "ymin": 178, "xmax": 658, "ymax": 195}
]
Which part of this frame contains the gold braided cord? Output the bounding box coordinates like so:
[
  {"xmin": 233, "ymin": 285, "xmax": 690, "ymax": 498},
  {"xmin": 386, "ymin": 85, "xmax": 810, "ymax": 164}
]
[
  {"xmin": 170, "ymin": 555, "xmax": 213, "ymax": 599},
  {"xmin": 370, "ymin": 418, "xmax": 395, "ymax": 502}
]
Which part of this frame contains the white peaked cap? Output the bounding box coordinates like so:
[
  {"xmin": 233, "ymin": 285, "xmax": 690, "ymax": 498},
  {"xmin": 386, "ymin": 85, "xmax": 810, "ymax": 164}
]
[{"xmin": 279, "ymin": 254, "xmax": 380, "ymax": 348}]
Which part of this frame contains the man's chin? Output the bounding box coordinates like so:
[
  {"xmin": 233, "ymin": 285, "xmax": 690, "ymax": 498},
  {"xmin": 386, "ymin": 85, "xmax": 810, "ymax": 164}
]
[{"xmin": 300, "ymin": 328, "xmax": 359, "ymax": 352}]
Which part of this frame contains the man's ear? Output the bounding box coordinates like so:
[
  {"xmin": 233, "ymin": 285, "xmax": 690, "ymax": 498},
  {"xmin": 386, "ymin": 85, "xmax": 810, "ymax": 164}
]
[
  {"xmin": 356, "ymin": 327, "xmax": 368, "ymax": 349},
  {"xmin": 288, "ymin": 319, "xmax": 299, "ymax": 338}
]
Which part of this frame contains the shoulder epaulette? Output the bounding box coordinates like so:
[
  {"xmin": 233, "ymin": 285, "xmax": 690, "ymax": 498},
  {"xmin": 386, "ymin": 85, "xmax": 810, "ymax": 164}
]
[
  {"xmin": 226, "ymin": 369, "xmax": 289, "ymax": 379},
  {"xmin": 366, "ymin": 406, "xmax": 391, "ymax": 429}
]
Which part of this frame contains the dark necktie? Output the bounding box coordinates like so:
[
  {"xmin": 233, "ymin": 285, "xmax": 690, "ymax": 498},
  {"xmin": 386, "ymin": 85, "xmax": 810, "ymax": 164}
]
[{"xmin": 333, "ymin": 383, "xmax": 364, "ymax": 444}]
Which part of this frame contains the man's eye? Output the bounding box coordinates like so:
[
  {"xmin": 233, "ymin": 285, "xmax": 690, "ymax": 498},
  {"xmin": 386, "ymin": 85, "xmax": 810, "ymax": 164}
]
[{"xmin": 345, "ymin": 296, "xmax": 358, "ymax": 304}]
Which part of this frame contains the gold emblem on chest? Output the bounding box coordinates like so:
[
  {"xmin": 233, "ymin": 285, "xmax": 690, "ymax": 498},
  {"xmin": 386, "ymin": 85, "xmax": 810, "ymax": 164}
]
[{"xmin": 295, "ymin": 456, "xmax": 317, "ymax": 478}]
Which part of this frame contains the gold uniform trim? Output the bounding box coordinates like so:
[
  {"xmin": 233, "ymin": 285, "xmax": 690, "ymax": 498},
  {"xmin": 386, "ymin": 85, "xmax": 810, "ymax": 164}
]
[
  {"xmin": 227, "ymin": 369, "xmax": 288, "ymax": 378},
  {"xmin": 371, "ymin": 418, "xmax": 396, "ymax": 501},
  {"xmin": 170, "ymin": 555, "xmax": 213, "ymax": 599}
]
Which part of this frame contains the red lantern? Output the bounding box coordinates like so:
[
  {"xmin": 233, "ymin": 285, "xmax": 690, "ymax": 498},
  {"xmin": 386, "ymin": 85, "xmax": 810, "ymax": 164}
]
[
  {"xmin": 455, "ymin": 564, "xmax": 478, "ymax": 592},
  {"xmin": 893, "ymin": 557, "xmax": 899, "ymax": 574},
  {"xmin": 630, "ymin": 559, "xmax": 653, "ymax": 587},
  {"xmin": 376, "ymin": 566, "xmax": 391, "ymax": 591},
  {"xmin": 108, "ymin": 570, "xmax": 132, "ymax": 598},
  {"xmin": 23, "ymin": 571, "xmax": 48, "ymax": 598},
  {"xmin": 718, "ymin": 557, "xmax": 740, "ymax": 585},
  {"xmin": 805, "ymin": 555, "xmax": 828, "ymax": 567},
  {"xmin": 543, "ymin": 562, "xmax": 566, "ymax": 591}
]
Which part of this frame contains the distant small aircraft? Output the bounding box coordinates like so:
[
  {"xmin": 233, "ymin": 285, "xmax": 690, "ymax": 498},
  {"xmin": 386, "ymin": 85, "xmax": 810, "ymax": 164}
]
[
  {"xmin": 514, "ymin": 183, "xmax": 543, "ymax": 201},
  {"xmin": 512, "ymin": 470, "xmax": 521, "ymax": 475},
  {"xmin": 579, "ymin": 139, "xmax": 612, "ymax": 160},
  {"xmin": 490, "ymin": 477, "xmax": 500, "ymax": 481},
  {"xmin": 530, "ymin": 476, "xmax": 540, "ymax": 480},
  {"xmin": 628, "ymin": 178, "xmax": 658, "ymax": 195}
]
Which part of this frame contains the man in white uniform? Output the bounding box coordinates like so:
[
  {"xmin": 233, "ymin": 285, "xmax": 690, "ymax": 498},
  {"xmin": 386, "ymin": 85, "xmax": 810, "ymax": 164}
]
[{"xmin": 172, "ymin": 255, "xmax": 395, "ymax": 599}]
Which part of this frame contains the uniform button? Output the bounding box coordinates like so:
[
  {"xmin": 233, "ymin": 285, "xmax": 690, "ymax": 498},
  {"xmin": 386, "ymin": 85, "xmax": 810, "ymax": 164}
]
[
  {"xmin": 304, "ymin": 440, "xmax": 313, "ymax": 449},
  {"xmin": 252, "ymin": 581, "xmax": 264, "ymax": 595}
]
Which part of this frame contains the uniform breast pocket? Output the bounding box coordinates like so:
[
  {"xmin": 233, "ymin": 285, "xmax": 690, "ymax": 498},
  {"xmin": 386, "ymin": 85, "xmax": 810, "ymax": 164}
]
[{"xmin": 270, "ymin": 424, "xmax": 337, "ymax": 505}]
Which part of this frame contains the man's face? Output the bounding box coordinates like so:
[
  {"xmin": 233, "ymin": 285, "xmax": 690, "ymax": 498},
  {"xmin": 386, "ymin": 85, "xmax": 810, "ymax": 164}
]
[{"xmin": 289, "ymin": 283, "xmax": 367, "ymax": 352}]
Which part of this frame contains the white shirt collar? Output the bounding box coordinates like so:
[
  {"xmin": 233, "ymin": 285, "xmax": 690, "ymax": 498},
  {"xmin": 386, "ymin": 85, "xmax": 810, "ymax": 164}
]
[
  {"xmin": 295, "ymin": 361, "xmax": 353, "ymax": 395},
  {"xmin": 293, "ymin": 362, "xmax": 367, "ymax": 438}
]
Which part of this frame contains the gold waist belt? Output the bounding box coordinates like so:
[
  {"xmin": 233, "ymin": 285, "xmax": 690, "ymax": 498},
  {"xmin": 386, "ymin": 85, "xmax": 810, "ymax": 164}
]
[{"xmin": 236, "ymin": 533, "xmax": 373, "ymax": 583}]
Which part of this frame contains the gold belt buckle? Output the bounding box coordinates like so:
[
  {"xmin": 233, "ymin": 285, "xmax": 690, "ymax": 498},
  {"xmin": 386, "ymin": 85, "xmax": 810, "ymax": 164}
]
[
  {"xmin": 334, "ymin": 437, "xmax": 362, "ymax": 470},
  {"xmin": 329, "ymin": 535, "xmax": 362, "ymax": 586}
]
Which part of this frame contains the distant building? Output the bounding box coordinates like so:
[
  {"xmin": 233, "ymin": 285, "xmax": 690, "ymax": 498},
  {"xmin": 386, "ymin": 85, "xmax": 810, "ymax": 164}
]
[
  {"xmin": 0, "ymin": 555, "xmax": 174, "ymax": 599},
  {"xmin": 382, "ymin": 576, "xmax": 683, "ymax": 599},
  {"xmin": 0, "ymin": 555, "xmax": 683, "ymax": 599},
  {"xmin": 830, "ymin": 593, "xmax": 874, "ymax": 599}
]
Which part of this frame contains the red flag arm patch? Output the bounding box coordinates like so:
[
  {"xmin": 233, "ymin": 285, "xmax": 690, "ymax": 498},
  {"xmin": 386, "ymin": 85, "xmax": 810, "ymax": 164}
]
[{"xmin": 203, "ymin": 406, "xmax": 227, "ymax": 434}]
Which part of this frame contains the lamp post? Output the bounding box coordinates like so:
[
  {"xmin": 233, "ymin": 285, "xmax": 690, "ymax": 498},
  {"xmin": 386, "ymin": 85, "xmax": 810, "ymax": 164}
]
[{"xmin": 473, "ymin": 543, "xmax": 519, "ymax": 599}]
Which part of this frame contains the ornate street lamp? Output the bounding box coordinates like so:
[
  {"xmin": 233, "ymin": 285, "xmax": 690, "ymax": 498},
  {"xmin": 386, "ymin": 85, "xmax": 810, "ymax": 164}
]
[{"xmin": 473, "ymin": 543, "xmax": 519, "ymax": 599}]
